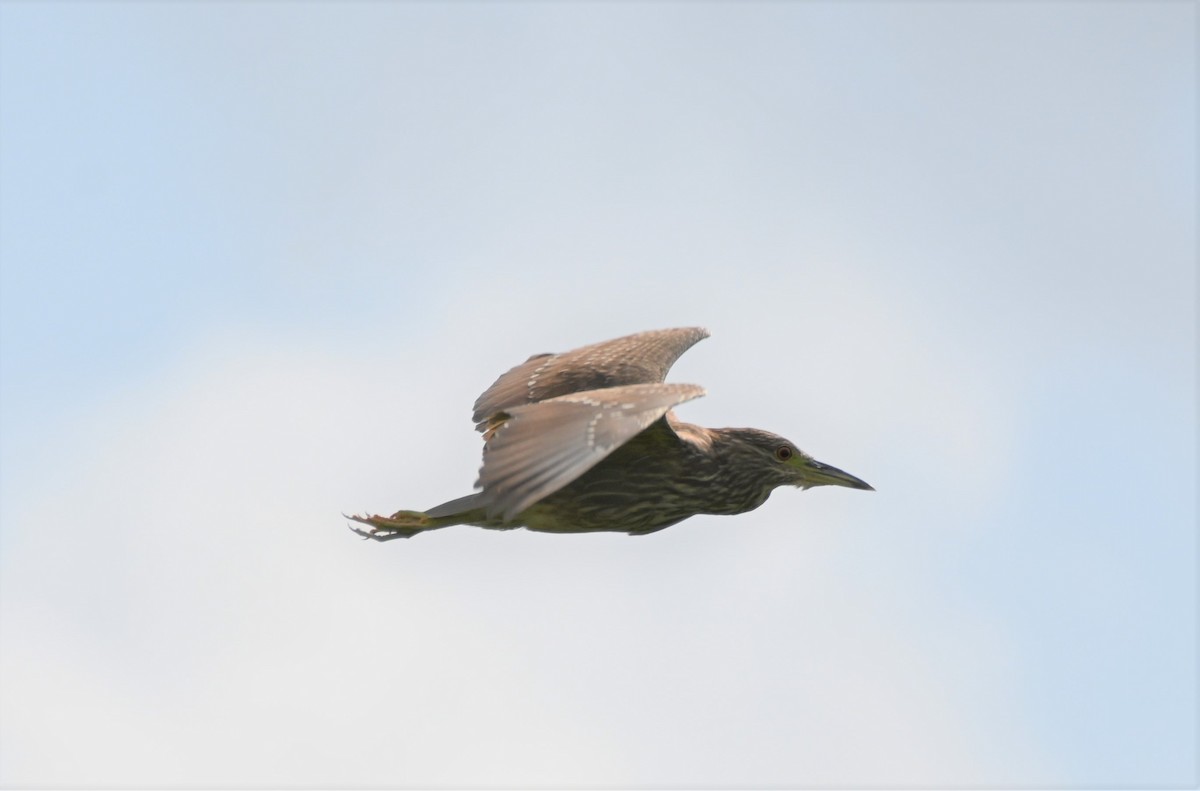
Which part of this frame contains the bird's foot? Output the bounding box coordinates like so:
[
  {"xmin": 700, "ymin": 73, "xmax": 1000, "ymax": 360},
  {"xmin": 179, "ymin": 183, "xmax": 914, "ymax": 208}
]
[{"xmin": 345, "ymin": 510, "xmax": 430, "ymax": 541}]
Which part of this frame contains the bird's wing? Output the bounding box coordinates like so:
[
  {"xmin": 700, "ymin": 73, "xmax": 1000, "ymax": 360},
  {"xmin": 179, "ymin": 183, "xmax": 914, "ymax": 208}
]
[
  {"xmin": 477, "ymin": 382, "xmax": 706, "ymax": 521},
  {"xmin": 471, "ymin": 327, "xmax": 709, "ymax": 430}
]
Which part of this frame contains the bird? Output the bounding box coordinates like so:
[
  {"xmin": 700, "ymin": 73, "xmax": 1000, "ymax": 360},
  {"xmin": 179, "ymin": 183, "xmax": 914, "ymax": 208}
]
[{"xmin": 348, "ymin": 327, "xmax": 872, "ymax": 541}]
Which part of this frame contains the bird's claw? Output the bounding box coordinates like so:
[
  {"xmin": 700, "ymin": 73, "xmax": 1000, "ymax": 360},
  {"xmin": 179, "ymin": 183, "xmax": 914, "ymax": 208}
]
[{"xmin": 344, "ymin": 512, "xmax": 426, "ymax": 541}]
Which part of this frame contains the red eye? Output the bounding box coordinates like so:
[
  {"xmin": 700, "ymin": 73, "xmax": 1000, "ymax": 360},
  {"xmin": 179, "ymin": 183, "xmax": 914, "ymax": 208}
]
[{"xmin": 775, "ymin": 446, "xmax": 793, "ymax": 461}]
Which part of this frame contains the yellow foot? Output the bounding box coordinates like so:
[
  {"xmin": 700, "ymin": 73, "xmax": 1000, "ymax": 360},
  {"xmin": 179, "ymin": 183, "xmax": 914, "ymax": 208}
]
[{"xmin": 345, "ymin": 510, "xmax": 429, "ymax": 541}]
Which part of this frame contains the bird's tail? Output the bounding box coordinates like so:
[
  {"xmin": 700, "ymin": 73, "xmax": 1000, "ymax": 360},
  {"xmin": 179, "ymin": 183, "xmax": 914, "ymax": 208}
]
[{"xmin": 347, "ymin": 493, "xmax": 489, "ymax": 541}]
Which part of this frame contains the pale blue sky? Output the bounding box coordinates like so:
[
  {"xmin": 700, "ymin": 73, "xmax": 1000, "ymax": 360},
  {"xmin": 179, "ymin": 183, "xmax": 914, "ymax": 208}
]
[{"xmin": 1, "ymin": 2, "xmax": 1195, "ymax": 787}]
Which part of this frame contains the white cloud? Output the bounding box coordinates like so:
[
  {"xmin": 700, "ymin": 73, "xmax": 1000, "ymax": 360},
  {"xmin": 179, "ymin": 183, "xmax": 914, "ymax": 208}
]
[{"xmin": 1, "ymin": 328, "xmax": 1040, "ymax": 786}]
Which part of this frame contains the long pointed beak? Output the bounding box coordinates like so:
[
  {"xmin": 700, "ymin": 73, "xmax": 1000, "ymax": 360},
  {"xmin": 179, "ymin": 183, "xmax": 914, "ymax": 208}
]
[{"xmin": 802, "ymin": 459, "xmax": 874, "ymax": 491}]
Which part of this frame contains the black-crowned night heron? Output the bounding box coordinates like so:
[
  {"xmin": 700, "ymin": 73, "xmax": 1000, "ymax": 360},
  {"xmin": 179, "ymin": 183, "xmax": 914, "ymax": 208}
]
[{"xmin": 349, "ymin": 327, "xmax": 872, "ymax": 541}]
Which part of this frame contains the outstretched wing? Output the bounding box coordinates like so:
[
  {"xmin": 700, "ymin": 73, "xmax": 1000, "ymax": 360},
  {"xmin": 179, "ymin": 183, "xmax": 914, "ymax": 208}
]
[
  {"xmin": 471, "ymin": 327, "xmax": 709, "ymax": 430},
  {"xmin": 477, "ymin": 382, "xmax": 706, "ymax": 521}
]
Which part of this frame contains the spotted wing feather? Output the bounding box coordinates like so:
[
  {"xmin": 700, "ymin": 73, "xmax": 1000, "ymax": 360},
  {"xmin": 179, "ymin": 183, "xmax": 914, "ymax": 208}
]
[
  {"xmin": 477, "ymin": 382, "xmax": 706, "ymax": 521},
  {"xmin": 471, "ymin": 327, "xmax": 709, "ymax": 430}
]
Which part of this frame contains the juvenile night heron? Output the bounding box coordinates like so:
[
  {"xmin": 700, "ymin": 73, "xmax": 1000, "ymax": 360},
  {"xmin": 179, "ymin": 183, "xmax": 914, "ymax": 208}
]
[{"xmin": 349, "ymin": 327, "xmax": 872, "ymax": 541}]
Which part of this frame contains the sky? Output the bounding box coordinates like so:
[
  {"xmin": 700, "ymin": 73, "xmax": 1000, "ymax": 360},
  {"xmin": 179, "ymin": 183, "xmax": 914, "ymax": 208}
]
[{"xmin": 0, "ymin": 2, "xmax": 1195, "ymax": 788}]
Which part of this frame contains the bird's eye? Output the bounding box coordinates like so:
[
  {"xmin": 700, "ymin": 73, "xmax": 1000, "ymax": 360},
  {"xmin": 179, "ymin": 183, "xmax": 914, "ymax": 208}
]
[{"xmin": 775, "ymin": 445, "xmax": 793, "ymax": 461}]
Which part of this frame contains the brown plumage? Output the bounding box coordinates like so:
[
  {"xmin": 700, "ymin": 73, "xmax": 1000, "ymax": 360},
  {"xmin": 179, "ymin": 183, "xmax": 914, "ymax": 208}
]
[{"xmin": 349, "ymin": 327, "xmax": 872, "ymax": 540}]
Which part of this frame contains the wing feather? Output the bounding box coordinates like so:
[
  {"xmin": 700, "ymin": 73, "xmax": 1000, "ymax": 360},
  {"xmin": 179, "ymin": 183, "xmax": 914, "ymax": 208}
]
[
  {"xmin": 477, "ymin": 382, "xmax": 706, "ymax": 520},
  {"xmin": 471, "ymin": 327, "xmax": 709, "ymax": 430}
]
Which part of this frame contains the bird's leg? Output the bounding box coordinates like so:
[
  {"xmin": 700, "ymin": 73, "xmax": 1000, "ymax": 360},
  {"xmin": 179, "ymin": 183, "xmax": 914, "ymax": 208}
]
[{"xmin": 345, "ymin": 510, "xmax": 432, "ymax": 541}]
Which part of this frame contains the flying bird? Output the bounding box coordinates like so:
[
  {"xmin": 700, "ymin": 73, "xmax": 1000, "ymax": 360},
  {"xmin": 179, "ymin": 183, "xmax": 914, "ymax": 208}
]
[{"xmin": 349, "ymin": 327, "xmax": 872, "ymax": 541}]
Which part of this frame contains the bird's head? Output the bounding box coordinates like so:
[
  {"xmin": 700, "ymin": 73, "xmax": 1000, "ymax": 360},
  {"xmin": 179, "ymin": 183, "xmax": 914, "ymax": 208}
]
[{"xmin": 718, "ymin": 428, "xmax": 874, "ymax": 493}]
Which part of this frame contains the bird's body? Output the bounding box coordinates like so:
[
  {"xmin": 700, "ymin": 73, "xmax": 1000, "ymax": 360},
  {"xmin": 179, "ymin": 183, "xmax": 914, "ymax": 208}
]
[
  {"xmin": 349, "ymin": 328, "xmax": 871, "ymax": 541},
  {"xmin": 452, "ymin": 420, "xmax": 778, "ymax": 535}
]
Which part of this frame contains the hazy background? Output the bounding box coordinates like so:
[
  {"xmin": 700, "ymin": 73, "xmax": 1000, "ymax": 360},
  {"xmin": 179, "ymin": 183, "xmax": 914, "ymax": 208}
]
[{"xmin": 1, "ymin": 2, "xmax": 1194, "ymax": 787}]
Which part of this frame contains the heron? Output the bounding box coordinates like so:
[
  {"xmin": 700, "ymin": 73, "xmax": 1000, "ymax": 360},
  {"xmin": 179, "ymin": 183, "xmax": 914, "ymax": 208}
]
[{"xmin": 349, "ymin": 327, "xmax": 871, "ymax": 540}]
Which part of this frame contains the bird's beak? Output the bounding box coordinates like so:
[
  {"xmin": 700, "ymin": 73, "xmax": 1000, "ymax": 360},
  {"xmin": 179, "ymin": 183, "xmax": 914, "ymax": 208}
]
[{"xmin": 798, "ymin": 458, "xmax": 874, "ymax": 491}]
